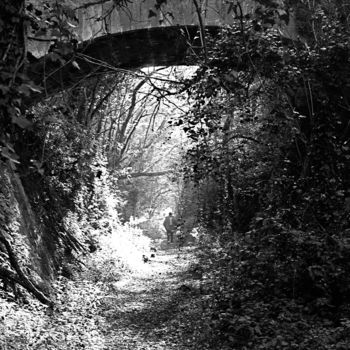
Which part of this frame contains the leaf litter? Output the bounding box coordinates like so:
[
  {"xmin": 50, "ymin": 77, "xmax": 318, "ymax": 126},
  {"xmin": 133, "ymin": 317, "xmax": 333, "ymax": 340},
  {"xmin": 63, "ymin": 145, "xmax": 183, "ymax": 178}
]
[{"xmin": 100, "ymin": 246, "xmax": 205, "ymax": 350}]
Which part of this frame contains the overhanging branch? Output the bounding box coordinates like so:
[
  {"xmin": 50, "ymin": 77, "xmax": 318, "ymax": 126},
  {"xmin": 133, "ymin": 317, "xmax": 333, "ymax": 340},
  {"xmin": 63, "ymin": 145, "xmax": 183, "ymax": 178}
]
[
  {"xmin": 119, "ymin": 170, "xmax": 171, "ymax": 179},
  {"xmin": 74, "ymin": 0, "xmax": 131, "ymax": 10}
]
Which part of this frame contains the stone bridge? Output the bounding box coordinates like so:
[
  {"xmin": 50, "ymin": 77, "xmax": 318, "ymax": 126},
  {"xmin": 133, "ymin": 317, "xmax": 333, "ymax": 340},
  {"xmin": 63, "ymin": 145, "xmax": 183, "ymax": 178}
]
[{"xmin": 27, "ymin": 0, "xmax": 296, "ymax": 98}]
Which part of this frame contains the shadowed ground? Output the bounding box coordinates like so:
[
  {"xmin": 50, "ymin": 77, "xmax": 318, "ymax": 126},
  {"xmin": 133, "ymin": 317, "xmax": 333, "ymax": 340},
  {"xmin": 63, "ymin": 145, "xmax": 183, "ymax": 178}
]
[{"xmin": 100, "ymin": 246, "xmax": 206, "ymax": 349}]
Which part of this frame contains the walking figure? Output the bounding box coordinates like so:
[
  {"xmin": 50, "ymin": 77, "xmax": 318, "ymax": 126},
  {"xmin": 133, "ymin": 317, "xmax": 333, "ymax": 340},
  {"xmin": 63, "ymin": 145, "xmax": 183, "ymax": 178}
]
[{"xmin": 163, "ymin": 212, "xmax": 177, "ymax": 243}]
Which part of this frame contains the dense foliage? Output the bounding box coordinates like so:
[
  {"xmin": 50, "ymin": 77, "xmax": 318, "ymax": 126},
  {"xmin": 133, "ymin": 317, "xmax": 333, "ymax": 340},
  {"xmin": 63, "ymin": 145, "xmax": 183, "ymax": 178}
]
[{"xmin": 177, "ymin": 0, "xmax": 350, "ymax": 348}]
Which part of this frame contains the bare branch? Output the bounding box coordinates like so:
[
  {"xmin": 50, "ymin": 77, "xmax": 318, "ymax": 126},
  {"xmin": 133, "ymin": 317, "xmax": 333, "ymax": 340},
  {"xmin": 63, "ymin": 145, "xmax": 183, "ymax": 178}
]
[
  {"xmin": 118, "ymin": 170, "xmax": 171, "ymax": 179},
  {"xmin": 76, "ymin": 53, "xmax": 185, "ymax": 85},
  {"xmin": 74, "ymin": 0, "xmax": 131, "ymax": 10},
  {"xmin": 227, "ymin": 133, "xmax": 268, "ymax": 146}
]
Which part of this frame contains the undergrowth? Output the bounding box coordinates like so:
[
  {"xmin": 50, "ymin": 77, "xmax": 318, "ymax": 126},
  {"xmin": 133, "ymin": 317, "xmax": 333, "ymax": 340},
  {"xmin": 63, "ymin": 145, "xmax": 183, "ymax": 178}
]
[
  {"xmin": 0, "ymin": 181, "xmax": 151, "ymax": 349},
  {"xmin": 191, "ymin": 229, "xmax": 350, "ymax": 350}
]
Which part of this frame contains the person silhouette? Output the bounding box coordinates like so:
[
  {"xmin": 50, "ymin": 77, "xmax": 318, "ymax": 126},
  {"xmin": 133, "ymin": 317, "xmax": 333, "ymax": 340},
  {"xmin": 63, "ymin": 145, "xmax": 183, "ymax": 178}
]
[{"xmin": 163, "ymin": 212, "xmax": 177, "ymax": 243}]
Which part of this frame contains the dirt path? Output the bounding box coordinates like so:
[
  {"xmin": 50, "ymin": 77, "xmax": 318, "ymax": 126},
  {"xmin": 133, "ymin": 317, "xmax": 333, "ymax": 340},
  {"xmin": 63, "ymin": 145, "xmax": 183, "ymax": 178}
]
[{"xmin": 100, "ymin": 246, "xmax": 203, "ymax": 350}]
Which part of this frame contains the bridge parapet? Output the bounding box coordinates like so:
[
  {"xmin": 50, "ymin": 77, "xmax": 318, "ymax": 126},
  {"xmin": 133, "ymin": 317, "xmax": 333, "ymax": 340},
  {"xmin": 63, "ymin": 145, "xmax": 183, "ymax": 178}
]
[
  {"xmin": 26, "ymin": 0, "xmax": 297, "ymax": 100},
  {"xmin": 76, "ymin": 0, "xmax": 256, "ymax": 40},
  {"xmin": 29, "ymin": 0, "xmax": 296, "ymax": 57}
]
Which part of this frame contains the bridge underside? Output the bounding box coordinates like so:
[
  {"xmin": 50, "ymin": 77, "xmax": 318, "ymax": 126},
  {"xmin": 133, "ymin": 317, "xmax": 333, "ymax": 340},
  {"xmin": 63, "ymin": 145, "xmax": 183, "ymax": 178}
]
[{"xmin": 27, "ymin": 25, "xmax": 220, "ymax": 102}]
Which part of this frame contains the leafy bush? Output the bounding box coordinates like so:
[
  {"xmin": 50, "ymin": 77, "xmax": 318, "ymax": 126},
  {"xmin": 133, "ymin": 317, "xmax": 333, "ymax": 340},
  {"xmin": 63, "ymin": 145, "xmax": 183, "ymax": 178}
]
[{"xmin": 180, "ymin": 1, "xmax": 350, "ymax": 349}]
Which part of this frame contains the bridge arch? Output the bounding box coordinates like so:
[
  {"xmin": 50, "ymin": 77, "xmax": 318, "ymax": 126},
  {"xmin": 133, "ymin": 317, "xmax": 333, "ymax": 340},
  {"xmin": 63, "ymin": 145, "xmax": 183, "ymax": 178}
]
[
  {"xmin": 28, "ymin": 25, "xmax": 213, "ymax": 98},
  {"xmin": 27, "ymin": 0, "xmax": 297, "ymax": 99}
]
